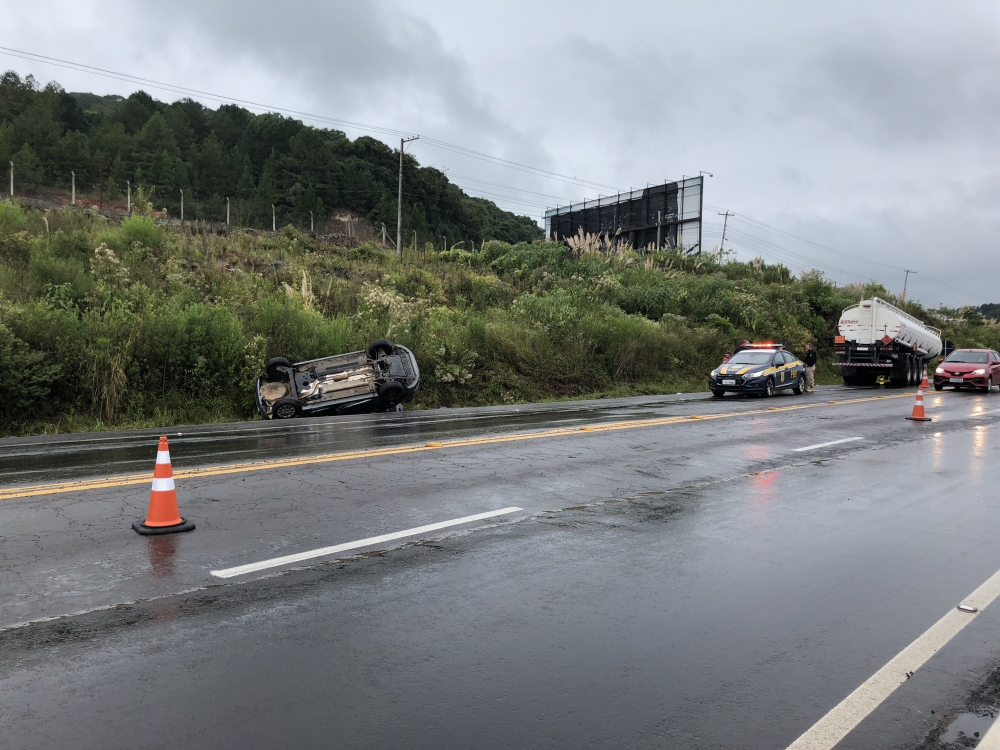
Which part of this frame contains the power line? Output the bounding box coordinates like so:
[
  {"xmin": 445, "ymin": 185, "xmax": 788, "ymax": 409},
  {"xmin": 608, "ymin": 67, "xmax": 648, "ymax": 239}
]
[
  {"xmin": 706, "ymin": 205, "xmax": 981, "ymax": 301},
  {"xmin": 445, "ymin": 173, "xmax": 571, "ymax": 202}
]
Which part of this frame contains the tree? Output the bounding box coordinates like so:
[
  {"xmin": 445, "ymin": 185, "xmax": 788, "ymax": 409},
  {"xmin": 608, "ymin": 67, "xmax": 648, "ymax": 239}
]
[{"xmin": 12, "ymin": 144, "xmax": 43, "ymax": 190}]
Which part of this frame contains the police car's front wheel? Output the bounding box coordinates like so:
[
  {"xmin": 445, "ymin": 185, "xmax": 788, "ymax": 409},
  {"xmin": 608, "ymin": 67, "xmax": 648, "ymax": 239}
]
[{"xmin": 763, "ymin": 377, "xmax": 775, "ymax": 397}]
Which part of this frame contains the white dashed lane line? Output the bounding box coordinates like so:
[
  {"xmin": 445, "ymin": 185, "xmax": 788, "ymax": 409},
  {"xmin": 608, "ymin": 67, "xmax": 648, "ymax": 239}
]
[
  {"xmin": 211, "ymin": 507, "xmax": 524, "ymax": 579},
  {"xmin": 792, "ymin": 437, "xmax": 864, "ymax": 453}
]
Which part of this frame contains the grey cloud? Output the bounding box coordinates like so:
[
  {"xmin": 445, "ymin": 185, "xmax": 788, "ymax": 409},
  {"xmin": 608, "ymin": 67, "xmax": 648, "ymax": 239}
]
[{"xmin": 789, "ymin": 30, "xmax": 1000, "ymax": 145}]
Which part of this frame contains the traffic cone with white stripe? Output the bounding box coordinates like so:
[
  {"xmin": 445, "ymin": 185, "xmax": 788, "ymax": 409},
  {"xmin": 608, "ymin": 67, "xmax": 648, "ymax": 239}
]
[
  {"xmin": 905, "ymin": 383, "xmax": 932, "ymax": 422},
  {"xmin": 920, "ymin": 363, "xmax": 930, "ymax": 390},
  {"xmin": 132, "ymin": 436, "xmax": 195, "ymax": 535}
]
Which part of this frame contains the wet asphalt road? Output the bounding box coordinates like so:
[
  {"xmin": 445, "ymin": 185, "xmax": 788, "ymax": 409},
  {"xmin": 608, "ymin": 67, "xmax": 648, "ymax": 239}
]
[{"xmin": 2, "ymin": 385, "xmax": 1000, "ymax": 749}]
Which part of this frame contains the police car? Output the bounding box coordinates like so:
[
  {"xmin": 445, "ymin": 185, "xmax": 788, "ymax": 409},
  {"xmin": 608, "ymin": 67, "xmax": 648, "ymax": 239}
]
[{"xmin": 708, "ymin": 343, "xmax": 806, "ymax": 397}]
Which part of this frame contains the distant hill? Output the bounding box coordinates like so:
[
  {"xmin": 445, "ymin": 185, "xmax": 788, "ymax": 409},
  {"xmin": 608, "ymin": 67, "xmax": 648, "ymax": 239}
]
[
  {"xmin": 0, "ymin": 71, "xmax": 541, "ymax": 244},
  {"xmin": 979, "ymin": 303, "xmax": 1000, "ymax": 321}
]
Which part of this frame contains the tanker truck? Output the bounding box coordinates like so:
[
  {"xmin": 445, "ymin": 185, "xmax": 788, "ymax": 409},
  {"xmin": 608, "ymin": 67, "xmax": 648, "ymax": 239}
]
[{"xmin": 833, "ymin": 297, "xmax": 942, "ymax": 387}]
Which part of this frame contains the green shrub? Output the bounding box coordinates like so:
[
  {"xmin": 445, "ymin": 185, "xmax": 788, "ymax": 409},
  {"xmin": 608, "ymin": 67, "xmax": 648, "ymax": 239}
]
[{"xmin": 0, "ymin": 201, "xmax": 28, "ymax": 233}]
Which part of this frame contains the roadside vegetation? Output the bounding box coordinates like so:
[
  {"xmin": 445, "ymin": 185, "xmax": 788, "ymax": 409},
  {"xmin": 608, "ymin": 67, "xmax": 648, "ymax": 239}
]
[{"xmin": 3, "ymin": 200, "xmax": 999, "ymax": 437}]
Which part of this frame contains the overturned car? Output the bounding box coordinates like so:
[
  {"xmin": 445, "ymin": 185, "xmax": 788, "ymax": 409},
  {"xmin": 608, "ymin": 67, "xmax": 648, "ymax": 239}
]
[{"xmin": 255, "ymin": 339, "xmax": 420, "ymax": 420}]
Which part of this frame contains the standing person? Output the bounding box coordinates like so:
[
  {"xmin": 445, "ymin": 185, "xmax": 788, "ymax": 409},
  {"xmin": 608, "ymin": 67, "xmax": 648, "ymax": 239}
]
[
  {"xmin": 722, "ymin": 351, "xmax": 733, "ymax": 362},
  {"xmin": 803, "ymin": 343, "xmax": 817, "ymax": 393},
  {"xmin": 734, "ymin": 340, "xmax": 751, "ymax": 354}
]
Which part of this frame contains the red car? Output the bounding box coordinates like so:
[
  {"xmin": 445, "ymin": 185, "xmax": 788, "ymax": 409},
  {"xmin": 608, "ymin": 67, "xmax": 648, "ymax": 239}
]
[{"xmin": 933, "ymin": 349, "xmax": 1000, "ymax": 392}]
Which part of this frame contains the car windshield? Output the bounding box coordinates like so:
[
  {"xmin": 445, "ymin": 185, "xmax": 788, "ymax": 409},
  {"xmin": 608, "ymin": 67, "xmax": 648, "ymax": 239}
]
[
  {"xmin": 726, "ymin": 351, "xmax": 775, "ymax": 365},
  {"xmin": 945, "ymin": 351, "xmax": 988, "ymax": 364}
]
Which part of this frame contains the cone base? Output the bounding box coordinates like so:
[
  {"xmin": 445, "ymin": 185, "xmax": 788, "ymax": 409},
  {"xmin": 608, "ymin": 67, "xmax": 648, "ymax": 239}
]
[
  {"xmin": 905, "ymin": 416, "xmax": 932, "ymax": 422},
  {"xmin": 132, "ymin": 518, "xmax": 196, "ymax": 535}
]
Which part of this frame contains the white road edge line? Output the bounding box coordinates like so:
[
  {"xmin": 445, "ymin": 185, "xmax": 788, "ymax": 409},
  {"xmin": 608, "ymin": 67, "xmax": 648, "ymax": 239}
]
[
  {"xmin": 792, "ymin": 437, "xmax": 864, "ymax": 452},
  {"xmin": 210, "ymin": 507, "xmax": 525, "ymax": 579},
  {"xmin": 785, "ymin": 566, "xmax": 1000, "ymax": 750},
  {"xmin": 979, "ymin": 715, "xmax": 1000, "ymax": 749}
]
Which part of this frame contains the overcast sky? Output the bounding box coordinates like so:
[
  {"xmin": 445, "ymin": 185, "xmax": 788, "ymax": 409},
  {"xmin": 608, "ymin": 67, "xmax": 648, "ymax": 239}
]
[{"xmin": 4, "ymin": 0, "xmax": 998, "ymax": 307}]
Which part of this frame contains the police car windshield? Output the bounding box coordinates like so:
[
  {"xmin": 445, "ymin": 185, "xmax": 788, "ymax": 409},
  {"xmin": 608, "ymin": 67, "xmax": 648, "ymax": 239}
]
[
  {"xmin": 945, "ymin": 351, "xmax": 988, "ymax": 364},
  {"xmin": 727, "ymin": 351, "xmax": 775, "ymax": 365}
]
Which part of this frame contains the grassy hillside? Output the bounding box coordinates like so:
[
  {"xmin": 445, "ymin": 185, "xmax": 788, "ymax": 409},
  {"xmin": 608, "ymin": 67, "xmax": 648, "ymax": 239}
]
[
  {"xmin": 2, "ymin": 200, "xmax": 997, "ymax": 437},
  {"xmin": 0, "ymin": 71, "xmax": 541, "ymax": 245}
]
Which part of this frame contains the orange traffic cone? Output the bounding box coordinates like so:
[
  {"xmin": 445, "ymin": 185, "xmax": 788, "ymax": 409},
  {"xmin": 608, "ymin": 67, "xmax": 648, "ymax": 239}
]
[
  {"xmin": 905, "ymin": 384, "xmax": 932, "ymax": 422},
  {"xmin": 920, "ymin": 364, "xmax": 929, "ymax": 390},
  {"xmin": 132, "ymin": 436, "xmax": 196, "ymax": 535}
]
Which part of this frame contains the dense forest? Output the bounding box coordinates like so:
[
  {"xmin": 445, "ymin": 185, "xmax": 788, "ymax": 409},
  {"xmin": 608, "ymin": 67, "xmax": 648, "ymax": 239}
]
[{"xmin": 0, "ymin": 71, "xmax": 542, "ymax": 245}]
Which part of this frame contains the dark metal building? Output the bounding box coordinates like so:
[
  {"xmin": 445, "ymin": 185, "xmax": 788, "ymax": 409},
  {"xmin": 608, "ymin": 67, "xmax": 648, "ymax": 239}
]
[{"xmin": 544, "ymin": 176, "xmax": 703, "ymax": 252}]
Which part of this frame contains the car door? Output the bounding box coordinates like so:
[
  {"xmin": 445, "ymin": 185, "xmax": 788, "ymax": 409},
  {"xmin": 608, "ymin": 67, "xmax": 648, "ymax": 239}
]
[
  {"xmin": 776, "ymin": 352, "xmax": 792, "ymax": 388},
  {"xmin": 785, "ymin": 352, "xmax": 800, "ymax": 383},
  {"xmin": 992, "ymin": 352, "xmax": 1000, "ymax": 383}
]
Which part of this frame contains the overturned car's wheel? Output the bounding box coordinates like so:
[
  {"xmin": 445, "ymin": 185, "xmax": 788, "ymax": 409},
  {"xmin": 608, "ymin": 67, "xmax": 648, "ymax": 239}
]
[
  {"xmin": 272, "ymin": 397, "xmax": 300, "ymax": 420},
  {"xmin": 367, "ymin": 339, "xmax": 393, "ymax": 359},
  {"xmin": 378, "ymin": 380, "xmax": 405, "ymax": 407},
  {"xmin": 265, "ymin": 356, "xmax": 291, "ymax": 379}
]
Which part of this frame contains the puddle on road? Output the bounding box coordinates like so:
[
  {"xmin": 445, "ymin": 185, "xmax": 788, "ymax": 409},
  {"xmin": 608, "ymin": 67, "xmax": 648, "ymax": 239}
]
[{"xmin": 940, "ymin": 711, "xmax": 995, "ymax": 744}]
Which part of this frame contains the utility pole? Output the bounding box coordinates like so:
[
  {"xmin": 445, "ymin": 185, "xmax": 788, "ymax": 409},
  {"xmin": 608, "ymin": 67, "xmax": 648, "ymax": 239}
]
[
  {"xmin": 902, "ymin": 270, "xmax": 916, "ymax": 300},
  {"xmin": 656, "ymin": 210, "xmax": 662, "ymax": 250},
  {"xmin": 127, "ymin": 181, "xmax": 131, "ymax": 213},
  {"xmin": 226, "ymin": 197, "xmax": 230, "ymax": 226},
  {"xmin": 180, "ymin": 189, "xmax": 184, "ymax": 222},
  {"xmin": 71, "ymin": 171, "xmax": 75, "ymax": 205},
  {"xmin": 9, "ymin": 161, "xmax": 12, "ymax": 198},
  {"xmin": 310, "ymin": 210, "xmax": 314, "ymax": 233},
  {"xmin": 718, "ymin": 211, "xmax": 734, "ymax": 252},
  {"xmin": 272, "ymin": 205, "xmax": 276, "ymax": 232},
  {"xmin": 397, "ymin": 135, "xmax": 419, "ymax": 256},
  {"xmin": 413, "ymin": 230, "xmax": 417, "ymax": 254}
]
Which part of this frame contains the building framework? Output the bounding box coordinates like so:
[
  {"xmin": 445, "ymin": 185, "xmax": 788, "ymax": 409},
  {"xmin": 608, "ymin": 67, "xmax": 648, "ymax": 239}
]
[{"xmin": 544, "ymin": 176, "xmax": 703, "ymax": 252}]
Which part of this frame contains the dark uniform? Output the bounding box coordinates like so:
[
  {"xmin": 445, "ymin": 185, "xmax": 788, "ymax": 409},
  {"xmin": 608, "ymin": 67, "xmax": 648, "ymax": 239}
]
[{"xmin": 803, "ymin": 347, "xmax": 818, "ymax": 393}]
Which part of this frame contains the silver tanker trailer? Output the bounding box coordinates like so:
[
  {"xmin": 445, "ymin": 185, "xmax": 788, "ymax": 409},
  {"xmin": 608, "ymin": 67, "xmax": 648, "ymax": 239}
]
[{"xmin": 833, "ymin": 297, "xmax": 943, "ymax": 387}]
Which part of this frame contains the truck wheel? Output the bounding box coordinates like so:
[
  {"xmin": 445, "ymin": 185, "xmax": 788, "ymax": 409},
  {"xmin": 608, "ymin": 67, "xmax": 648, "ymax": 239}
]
[
  {"xmin": 367, "ymin": 339, "xmax": 393, "ymax": 359},
  {"xmin": 265, "ymin": 357, "xmax": 291, "ymax": 379},
  {"xmin": 792, "ymin": 375, "xmax": 805, "ymax": 395},
  {"xmin": 272, "ymin": 398, "xmax": 300, "ymax": 420},
  {"xmin": 764, "ymin": 377, "xmax": 775, "ymax": 397}
]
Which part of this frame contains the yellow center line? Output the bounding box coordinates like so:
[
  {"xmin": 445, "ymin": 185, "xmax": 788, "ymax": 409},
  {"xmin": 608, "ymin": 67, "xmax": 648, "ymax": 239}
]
[{"xmin": 0, "ymin": 393, "xmax": 911, "ymax": 501}]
